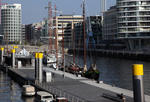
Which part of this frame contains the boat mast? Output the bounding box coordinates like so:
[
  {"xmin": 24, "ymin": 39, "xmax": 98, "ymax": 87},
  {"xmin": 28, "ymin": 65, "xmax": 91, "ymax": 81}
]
[
  {"xmin": 54, "ymin": 4, "xmax": 58, "ymax": 69},
  {"xmin": 72, "ymin": 15, "xmax": 75, "ymax": 65},
  {"xmin": 62, "ymin": 22, "xmax": 64, "ymax": 69},
  {"xmin": 83, "ymin": 0, "xmax": 87, "ymax": 72}
]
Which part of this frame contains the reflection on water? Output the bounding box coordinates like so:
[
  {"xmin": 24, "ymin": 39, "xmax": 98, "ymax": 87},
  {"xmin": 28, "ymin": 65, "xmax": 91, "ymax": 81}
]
[
  {"xmin": 0, "ymin": 71, "xmax": 35, "ymax": 102},
  {"xmin": 66, "ymin": 55, "xmax": 150, "ymax": 95}
]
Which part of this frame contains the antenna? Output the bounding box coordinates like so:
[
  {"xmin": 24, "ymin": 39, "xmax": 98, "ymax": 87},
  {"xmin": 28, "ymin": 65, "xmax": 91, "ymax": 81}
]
[
  {"xmin": 0, "ymin": 0, "xmax": 1, "ymax": 24},
  {"xmin": 101, "ymin": 0, "xmax": 106, "ymax": 15}
]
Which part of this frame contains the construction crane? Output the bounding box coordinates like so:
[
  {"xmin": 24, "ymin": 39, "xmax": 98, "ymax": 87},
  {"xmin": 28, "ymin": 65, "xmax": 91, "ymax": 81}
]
[{"xmin": 45, "ymin": 2, "xmax": 53, "ymax": 53}]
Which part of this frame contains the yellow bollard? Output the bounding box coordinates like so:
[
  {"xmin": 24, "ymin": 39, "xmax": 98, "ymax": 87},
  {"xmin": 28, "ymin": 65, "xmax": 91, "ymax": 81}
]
[
  {"xmin": 11, "ymin": 49, "xmax": 16, "ymax": 68},
  {"xmin": 132, "ymin": 64, "xmax": 145, "ymax": 102},
  {"xmin": 0, "ymin": 47, "xmax": 4, "ymax": 65}
]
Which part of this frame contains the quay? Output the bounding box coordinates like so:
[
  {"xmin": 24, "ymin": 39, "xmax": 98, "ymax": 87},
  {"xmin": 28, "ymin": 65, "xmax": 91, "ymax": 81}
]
[
  {"xmin": 0, "ymin": 46, "xmax": 150, "ymax": 102},
  {"xmin": 68, "ymin": 49, "xmax": 150, "ymax": 61},
  {"xmin": 1, "ymin": 66, "xmax": 150, "ymax": 102}
]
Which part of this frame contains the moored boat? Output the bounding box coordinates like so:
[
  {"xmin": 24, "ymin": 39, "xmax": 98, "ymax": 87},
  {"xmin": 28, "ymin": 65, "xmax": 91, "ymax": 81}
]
[
  {"xmin": 35, "ymin": 91, "xmax": 54, "ymax": 102},
  {"xmin": 22, "ymin": 85, "xmax": 35, "ymax": 96},
  {"xmin": 83, "ymin": 64, "xmax": 100, "ymax": 81}
]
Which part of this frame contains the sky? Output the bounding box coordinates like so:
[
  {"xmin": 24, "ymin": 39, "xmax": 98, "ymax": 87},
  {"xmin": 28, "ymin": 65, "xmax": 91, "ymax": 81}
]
[{"xmin": 3, "ymin": 0, "xmax": 116, "ymax": 24}]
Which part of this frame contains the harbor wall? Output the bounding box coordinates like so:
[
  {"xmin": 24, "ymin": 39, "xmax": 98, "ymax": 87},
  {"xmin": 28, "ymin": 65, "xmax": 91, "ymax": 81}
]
[{"xmin": 68, "ymin": 49, "xmax": 150, "ymax": 61}]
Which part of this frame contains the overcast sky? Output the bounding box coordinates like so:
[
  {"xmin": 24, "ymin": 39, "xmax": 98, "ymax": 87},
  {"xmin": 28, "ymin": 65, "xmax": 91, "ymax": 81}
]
[{"xmin": 3, "ymin": 0, "xmax": 116, "ymax": 24}]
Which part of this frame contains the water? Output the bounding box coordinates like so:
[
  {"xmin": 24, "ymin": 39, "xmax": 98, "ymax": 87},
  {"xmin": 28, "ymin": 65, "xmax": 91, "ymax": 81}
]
[
  {"xmin": 0, "ymin": 71, "xmax": 35, "ymax": 102},
  {"xmin": 66, "ymin": 55, "xmax": 150, "ymax": 95}
]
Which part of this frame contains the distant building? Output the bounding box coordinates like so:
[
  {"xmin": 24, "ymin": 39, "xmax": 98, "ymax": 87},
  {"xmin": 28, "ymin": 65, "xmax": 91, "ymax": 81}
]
[
  {"xmin": 103, "ymin": 6, "xmax": 117, "ymax": 40},
  {"xmin": 117, "ymin": 0, "xmax": 150, "ymax": 49},
  {"xmin": 54, "ymin": 15, "xmax": 83, "ymax": 48},
  {"xmin": 1, "ymin": 4, "xmax": 22, "ymax": 44},
  {"xmin": 117, "ymin": 0, "xmax": 150, "ymax": 38},
  {"xmin": 74, "ymin": 16, "xmax": 102, "ymax": 49},
  {"xmin": 22, "ymin": 24, "xmax": 25, "ymax": 44},
  {"xmin": 25, "ymin": 24, "xmax": 32, "ymax": 43},
  {"xmin": 25, "ymin": 20, "xmax": 48, "ymax": 45}
]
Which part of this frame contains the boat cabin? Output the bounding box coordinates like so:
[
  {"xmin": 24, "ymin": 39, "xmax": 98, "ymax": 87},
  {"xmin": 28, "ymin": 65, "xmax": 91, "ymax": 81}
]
[{"xmin": 35, "ymin": 91, "xmax": 54, "ymax": 102}]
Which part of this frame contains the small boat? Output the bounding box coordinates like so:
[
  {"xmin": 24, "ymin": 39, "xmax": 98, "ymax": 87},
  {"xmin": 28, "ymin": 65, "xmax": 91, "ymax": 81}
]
[
  {"xmin": 67, "ymin": 63, "xmax": 82, "ymax": 74},
  {"xmin": 22, "ymin": 85, "xmax": 35, "ymax": 96},
  {"xmin": 55, "ymin": 97, "xmax": 68, "ymax": 102},
  {"xmin": 43, "ymin": 54, "xmax": 56, "ymax": 65},
  {"xmin": 35, "ymin": 91, "xmax": 54, "ymax": 102}
]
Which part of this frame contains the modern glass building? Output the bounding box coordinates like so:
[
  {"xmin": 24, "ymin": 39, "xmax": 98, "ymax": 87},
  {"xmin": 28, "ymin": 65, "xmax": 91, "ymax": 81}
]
[
  {"xmin": 1, "ymin": 4, "xmax": 22, "ymax": 43},
  {"xmin": 117, "ymin": 0, "xmax": 150, "ymax": 38}
]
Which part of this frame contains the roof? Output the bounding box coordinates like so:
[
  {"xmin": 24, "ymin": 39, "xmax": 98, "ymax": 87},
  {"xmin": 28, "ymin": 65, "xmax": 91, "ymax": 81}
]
[
  {"xmin": 37, "ymin": 91, "xmax": 53, "ymax": 96},
  {"xmin": 57, "ymin": 97, "xmax": 67, "ymax": 100}
]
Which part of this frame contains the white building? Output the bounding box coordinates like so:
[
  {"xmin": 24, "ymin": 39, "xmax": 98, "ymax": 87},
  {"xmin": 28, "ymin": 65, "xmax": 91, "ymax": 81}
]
[
  {"xmin": 117, "ymin": 0, "xmax": 150, "ymax": 38},
  {"xmin": 1, "ymin": 4, "xmax": 22, "ymax": 43},
  {"xmin": 55, "ymin": 15, "xmax": 83, "ymax": 48}
]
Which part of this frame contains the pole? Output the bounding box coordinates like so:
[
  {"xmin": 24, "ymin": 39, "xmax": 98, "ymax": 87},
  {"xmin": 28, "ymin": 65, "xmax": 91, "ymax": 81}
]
[
  {"xmin": 48, "ymin": 2, "xmax": 53, "ymax": 53},
  {"xmin": 72, "ymin": 15, "xmax": 76, "ymax": 65},
  {"xmin": 63, "ymin": 54, "xmax": 65, "ymax": 78},
  {"xmin": 0, "ymin": 47, "xmax": 4, "ymax": 65},
  {"xmin": 35, "ymin": 53, "xmax": 39, "ymax": 83},
  {"xmin": 38, "ymin": 53, "xmax": 43, "ymax": 83},
  {"xmin": 62, "ymin": 22, "xmax": 65, "ymax": 78},
  {"xmin": 11, "ymin": 49, "xmax": 15, "ymax": 68},
  {"xmin": 83, "ymin": 0, "xmax": 87, "ymax": 72},
  {"xmin": 132, "ymin": 64, "xmax": 145, "ymax": 102},
  {"xmin": 54, "ymin": 5, "xmax": 58, "ymax": 70}
]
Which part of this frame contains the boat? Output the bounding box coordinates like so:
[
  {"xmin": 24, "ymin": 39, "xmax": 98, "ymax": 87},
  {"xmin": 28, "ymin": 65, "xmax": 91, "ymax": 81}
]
[
  {"xmin": 35, "ymin": 91, "xmax": 54, "ymax": 102},
  {"xmin": 66, "ymin": 63, "xmax": 82, "ymax": 75},
  {"xmin": 83, "ymin": 64, "xmax": 100, "ymax": 81},
  {"xmin": 43, "ymin": 54, "xmax": 56, "ymax": 65},
  {"xmin": 55, "ymin": 97, "xmax": 68, "ymax": 102},
  {"xmin": 22, "ymin": 85, "xmax": 35, "ymax": 96},
  {"xmin": 68, "ymin": 0, "xmax": 100, "ymax": 80}
]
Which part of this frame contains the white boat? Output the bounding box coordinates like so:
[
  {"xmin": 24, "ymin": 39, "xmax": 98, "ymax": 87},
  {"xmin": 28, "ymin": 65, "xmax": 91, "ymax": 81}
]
[
  {"xmin": 16, "ymin": 48, "xmax": 30, "ymax": 57},
  {"xmin": 22, "ymin": 85, "xmax": 35, "ymax": 96},
  {"xmin": 56, "ymin": 97, "xmax": 68, "ymax": 102},
  {"xmin": 35, "ymin": 91, "xmax": 54, "ymax": 102},
  {"xmin": 44, "ymin": 53, "xmax": 62, "ymax": 64}
]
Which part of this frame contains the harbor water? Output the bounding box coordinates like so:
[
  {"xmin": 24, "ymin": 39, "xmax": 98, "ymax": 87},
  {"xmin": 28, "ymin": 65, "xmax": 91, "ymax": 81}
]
[
  {"xmin": 0, "ymin": 71, "xmax": 35, "ymax": 102},
  {"xmin": 66, "ymin": 55, "xmax": 150, "ymax": 95}
]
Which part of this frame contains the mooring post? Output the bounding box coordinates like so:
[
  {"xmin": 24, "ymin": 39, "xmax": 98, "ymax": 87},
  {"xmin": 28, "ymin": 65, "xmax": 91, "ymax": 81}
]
[
  {"xmin": 35, "ymin": 53, "xmax": 39, "ymax": 83},
  {"xmin": 11, "ymin": 49, "xmax": 15, "ymax": 68},
  {"xmin": 38, "ymin": 53, "xmax": 43, "ymax": 83},
  {"xmin": 0, "ymin": 47, "xmax": 4, "ymax": 65},
  {"xmin": 132, "ymin": 64, "xmax": 145, "ymax": 102}
]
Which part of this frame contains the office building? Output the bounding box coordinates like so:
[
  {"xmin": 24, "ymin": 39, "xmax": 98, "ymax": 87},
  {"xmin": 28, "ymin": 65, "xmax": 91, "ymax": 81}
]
[
  {"xmin": 54, "ymin": 15, "xmax": 83, "ymax": 48},
  {"xmin": 103, "ymin": 6, "xmax": 117, "ymax": 40}
]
